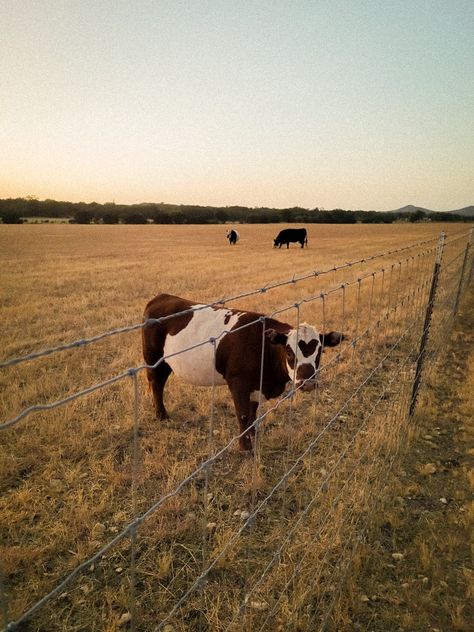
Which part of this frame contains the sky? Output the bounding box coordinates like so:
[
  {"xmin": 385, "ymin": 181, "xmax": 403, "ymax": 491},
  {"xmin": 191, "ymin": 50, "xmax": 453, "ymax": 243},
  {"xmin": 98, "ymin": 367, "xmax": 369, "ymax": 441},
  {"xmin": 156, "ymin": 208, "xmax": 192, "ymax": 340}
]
[{"xmin": 0, "ymin": 0, "xmax": 473, "ymax": 211}]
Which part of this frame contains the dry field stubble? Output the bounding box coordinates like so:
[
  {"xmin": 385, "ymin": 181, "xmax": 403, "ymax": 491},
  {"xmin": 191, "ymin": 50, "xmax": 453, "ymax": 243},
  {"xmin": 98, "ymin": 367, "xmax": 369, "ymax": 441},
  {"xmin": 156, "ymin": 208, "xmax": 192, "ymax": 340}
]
[{"xmin": 0, "ymin": 222, "xmax": 471, "ymax": 631}]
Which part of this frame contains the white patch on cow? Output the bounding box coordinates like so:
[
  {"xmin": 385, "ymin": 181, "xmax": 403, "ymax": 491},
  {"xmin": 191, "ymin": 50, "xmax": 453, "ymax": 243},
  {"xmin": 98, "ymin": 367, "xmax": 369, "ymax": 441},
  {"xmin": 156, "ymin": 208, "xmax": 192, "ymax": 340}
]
[
  {"xmin": 163, "ymin": 305, "xmax": 242, "ymax": 386},
  {"xmin": 285, "ymin": 323, "xmax": 321, "ymax": 382}
]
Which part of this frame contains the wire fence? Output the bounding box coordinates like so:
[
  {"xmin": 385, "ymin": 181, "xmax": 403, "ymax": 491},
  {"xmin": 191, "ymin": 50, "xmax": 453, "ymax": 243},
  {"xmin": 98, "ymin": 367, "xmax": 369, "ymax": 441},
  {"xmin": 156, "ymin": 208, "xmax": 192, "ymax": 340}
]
[{"xmin": 1, "ymin": 228, "xmax": 473, "ymax": 631}]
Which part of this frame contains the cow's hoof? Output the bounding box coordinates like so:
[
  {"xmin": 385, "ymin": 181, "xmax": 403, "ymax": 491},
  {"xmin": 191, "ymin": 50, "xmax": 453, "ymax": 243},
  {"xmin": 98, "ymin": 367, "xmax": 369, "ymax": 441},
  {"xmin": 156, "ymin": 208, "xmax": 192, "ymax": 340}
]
[{"xmin": 238, "ymin": 437, "xmax": 253, "ymax": 452}]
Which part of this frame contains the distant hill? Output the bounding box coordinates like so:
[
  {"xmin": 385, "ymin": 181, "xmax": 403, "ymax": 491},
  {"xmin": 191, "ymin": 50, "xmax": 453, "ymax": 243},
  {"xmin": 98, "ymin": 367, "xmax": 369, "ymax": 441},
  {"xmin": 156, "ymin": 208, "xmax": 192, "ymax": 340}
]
[
  {"xmin": 387, "ymin": 204, "xmax": 473, "ymax": 218},
  {"xmin": 449, "ymin": 206, "xmax": 474, "ymax": 217},
  {"xmin": 387, "ymin": 205, "xmax": 433, "ymax": 214}
]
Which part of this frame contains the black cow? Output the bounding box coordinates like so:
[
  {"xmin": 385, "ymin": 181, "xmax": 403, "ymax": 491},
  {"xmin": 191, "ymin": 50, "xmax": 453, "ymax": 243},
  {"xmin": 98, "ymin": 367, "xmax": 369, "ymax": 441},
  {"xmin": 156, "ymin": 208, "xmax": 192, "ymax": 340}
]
[
  {"xmin": 226, "ymin": 229, "xmax": 240, "ymax": 245},
  {"xmin": 273, "ymin": 228, "xmax": 308, "ymax": 249}
]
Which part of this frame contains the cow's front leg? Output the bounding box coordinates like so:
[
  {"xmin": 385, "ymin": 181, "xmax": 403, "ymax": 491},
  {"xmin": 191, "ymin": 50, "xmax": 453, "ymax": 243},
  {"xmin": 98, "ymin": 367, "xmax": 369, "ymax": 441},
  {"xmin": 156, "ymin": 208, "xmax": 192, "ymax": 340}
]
[{"xmin": 228, "ymin": 381, "xmax": 255, "ymax": 451}]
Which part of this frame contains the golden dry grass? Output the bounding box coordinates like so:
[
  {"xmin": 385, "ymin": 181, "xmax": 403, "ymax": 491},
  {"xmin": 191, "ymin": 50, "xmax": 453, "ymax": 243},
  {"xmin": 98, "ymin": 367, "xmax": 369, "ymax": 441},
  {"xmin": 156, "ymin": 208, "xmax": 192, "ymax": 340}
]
[
  {"xmin": 340, "ymin": 288, "xmax": 474, "ymax": 632},
  {"xmin": 0, "ymin": 222, "xmax": 472, "ymax": 631}
]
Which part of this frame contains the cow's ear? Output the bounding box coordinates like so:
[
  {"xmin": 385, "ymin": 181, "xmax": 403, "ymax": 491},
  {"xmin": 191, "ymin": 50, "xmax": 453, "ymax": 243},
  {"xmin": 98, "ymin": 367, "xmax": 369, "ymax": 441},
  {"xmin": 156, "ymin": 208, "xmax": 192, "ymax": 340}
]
[
  {"xmin": 266, "ymin": 329, "xmax": 288, "ymax": 345},
  {"xmin": 321, "ymin": 331, "xmax": 345, "ymax": 347}
]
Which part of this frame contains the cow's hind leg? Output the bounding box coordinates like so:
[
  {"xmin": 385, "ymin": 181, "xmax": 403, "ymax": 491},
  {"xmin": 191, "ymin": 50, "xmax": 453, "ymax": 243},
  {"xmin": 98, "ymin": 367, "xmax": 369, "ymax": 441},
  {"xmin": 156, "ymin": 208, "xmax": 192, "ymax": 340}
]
[{"xmin": 146, "ymin": 362, "xmax": 172, "ymax": 420}]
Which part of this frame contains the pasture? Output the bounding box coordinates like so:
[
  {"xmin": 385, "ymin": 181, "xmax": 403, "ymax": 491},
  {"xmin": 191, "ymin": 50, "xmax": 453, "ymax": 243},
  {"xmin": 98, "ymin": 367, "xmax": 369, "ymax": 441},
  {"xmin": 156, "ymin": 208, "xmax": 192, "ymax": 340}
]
[{"xmin": 0, "ymin": 222, "xmax": 472, "ymax": 631}]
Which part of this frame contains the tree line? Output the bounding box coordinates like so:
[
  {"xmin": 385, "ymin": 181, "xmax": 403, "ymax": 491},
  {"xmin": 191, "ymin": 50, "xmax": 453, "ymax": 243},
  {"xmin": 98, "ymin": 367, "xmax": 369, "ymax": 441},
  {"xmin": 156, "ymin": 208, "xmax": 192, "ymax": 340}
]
[{"xmin": 0, "ymin": 197, "xmax": 468, "ymax": 224}]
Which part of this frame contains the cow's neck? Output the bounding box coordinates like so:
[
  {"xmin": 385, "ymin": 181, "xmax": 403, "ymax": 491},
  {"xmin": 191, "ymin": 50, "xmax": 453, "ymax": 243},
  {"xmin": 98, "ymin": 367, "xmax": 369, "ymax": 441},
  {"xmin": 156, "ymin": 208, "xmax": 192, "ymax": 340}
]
[{"xmin": 260, "ymin": 343, "xmax": 291, "ymax": 399}]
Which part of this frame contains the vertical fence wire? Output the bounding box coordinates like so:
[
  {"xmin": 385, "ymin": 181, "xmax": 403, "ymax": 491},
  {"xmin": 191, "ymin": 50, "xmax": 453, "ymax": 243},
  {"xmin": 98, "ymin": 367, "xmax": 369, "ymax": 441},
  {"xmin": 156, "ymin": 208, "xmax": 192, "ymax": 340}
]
[
  {"xmin": 202, "ymin": 338, "xmax": 217, "ymax": 573},
  {"xmin": 251, "ymin": 316, "xmax": 268, "ymax": 513},
  {"xmin": 351, "ymin": 279, "xmax": 361, "ymax": 365},
  {"xmin": 367, "ymin": 273, "xmax": 375, "ymax": 329},
  {"xmin": 129, "ymin": 369, "xmax": 139, "ymax": 632}
]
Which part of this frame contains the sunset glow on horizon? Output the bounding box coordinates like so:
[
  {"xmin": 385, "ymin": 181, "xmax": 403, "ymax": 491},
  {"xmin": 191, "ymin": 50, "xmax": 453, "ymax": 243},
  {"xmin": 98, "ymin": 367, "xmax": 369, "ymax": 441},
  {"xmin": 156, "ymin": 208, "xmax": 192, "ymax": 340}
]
[{"xmin": 1, "ymin": 1, "xmax": 473, "ymax": 212}]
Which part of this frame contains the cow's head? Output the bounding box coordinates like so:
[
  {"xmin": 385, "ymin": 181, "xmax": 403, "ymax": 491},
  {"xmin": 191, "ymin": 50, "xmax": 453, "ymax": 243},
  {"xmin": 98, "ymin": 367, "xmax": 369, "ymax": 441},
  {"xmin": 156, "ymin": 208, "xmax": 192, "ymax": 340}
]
[{"xmin": 266, "ymin": 324, "xmax": 344, "ymax": 391}]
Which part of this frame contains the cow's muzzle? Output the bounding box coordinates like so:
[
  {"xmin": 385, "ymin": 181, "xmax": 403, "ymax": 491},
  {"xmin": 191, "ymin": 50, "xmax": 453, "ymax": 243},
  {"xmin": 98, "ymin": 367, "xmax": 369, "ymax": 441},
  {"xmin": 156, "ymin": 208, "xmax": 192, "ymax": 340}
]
[{"xmin": 296, "ymin": 379, "xmax": 317, "ymax": 392}]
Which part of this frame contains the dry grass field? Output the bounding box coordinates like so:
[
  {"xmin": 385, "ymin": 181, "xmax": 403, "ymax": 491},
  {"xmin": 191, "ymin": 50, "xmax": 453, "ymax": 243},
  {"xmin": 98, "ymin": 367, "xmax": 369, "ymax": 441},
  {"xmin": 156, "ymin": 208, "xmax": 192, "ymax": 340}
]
[{"xmin": 0, "ymin": 222, "xmax": 472, "ymax": 631}]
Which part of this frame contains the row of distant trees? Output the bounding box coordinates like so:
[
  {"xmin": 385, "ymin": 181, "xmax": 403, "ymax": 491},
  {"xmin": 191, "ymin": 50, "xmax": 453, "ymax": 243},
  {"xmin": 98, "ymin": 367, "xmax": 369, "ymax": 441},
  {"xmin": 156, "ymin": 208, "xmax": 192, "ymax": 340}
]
[{"xmin": 0, "ymin": 197, "xmax": 468, "ymax": 224}]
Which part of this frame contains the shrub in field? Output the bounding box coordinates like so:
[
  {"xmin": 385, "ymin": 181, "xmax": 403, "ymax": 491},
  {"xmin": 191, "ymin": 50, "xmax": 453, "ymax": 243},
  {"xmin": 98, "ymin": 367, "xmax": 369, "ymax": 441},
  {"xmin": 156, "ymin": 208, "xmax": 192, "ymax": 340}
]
[
  {"xmin": 123, "ymin": 212, "xmax": 147, "ymax": 224},
  {"xmin": 73, "ymin": 210, "xmax": 94, "ymax": 224},
  {"xmin": 102, "ymin": 213, "xmax": 120, "ymax": 224},
  {"xmin": 0, "ymin": 210, "xmax": 23, "ymax": 223}
]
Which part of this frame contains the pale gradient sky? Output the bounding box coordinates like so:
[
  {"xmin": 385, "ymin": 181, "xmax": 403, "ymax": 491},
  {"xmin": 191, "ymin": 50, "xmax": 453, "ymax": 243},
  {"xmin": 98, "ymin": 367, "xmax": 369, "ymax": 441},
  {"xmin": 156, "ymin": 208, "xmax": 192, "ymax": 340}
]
[{"xmin": 1, "ymin": 0, "xmax": 473, "ymax": 211}]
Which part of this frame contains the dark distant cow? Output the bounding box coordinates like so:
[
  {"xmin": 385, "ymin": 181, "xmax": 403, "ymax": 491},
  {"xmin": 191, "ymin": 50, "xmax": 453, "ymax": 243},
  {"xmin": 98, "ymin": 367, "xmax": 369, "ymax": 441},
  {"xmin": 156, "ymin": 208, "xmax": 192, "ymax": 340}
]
[
  {"xmin": 142, "ymin": 293, "xmax": 344, "ymax": 450},
  {"xmin": 274, "ymin": 228, "xmax": 308, "ymax": 249},
  {"xmin": 226, "ymin": 229, "xmax": 240, "ymax": 245}
]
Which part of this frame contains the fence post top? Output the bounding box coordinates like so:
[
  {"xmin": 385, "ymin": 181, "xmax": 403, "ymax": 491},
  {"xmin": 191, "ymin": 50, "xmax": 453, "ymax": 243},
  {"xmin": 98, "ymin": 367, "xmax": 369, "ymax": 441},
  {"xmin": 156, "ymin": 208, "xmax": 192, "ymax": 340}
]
[{"xmin": 435, "ymin": 232, "xmax": 446, "ymax": 264}]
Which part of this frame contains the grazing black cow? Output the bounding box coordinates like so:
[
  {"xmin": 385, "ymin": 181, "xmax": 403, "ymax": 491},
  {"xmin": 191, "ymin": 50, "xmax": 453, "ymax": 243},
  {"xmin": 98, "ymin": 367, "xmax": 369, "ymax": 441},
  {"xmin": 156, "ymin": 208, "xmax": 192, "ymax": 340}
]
[
  {"xmin": 226, "ymin": 229, "xmax": 240, "ymax": 245},
  {"xmin": 273, "ymin": 228, "xmax": 308, "ymax": 249},
  {"xmin": 142, "ymin": 293, "xmax": 344, "ymax": 450}
]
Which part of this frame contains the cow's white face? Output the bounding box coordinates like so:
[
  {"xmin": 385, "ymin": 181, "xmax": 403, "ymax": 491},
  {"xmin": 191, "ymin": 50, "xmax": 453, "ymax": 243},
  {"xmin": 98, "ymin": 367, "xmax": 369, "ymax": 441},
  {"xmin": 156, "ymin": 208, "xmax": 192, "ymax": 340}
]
[
  {"xmin": 285, "ymin": 324, "xmax": 322, "ymax": 391},
  {"xmin": 267, "ymin": 324, "xmax": 344, "ymax": 392}
]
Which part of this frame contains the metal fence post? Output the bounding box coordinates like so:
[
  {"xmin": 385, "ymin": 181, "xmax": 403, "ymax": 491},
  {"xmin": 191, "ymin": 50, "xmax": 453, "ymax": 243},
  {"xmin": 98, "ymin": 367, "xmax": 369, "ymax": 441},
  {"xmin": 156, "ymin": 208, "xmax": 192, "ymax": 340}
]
[
  {"xmin": 453, "ymin": 227, "xmax": 473, "ymax": 316},
  {"xmin": 409, "ymin": 232, "xmax": 446, "ymax": 418}
]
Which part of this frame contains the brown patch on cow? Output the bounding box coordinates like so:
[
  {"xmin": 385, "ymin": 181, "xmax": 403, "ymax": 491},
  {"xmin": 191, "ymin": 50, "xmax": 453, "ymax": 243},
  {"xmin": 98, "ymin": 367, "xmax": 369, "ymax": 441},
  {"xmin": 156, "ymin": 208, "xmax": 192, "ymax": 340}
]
[
  {"xmin": 217, "ymin": 312, "xmax": 292, "ymax": 402},
  {"xmin": 224, "ymin": 312, "xmax": 232, "ymax": 325},
  {"xmin": 143, "ymin": 293, "xmax": 194, "ymax": 336},
  {"xmin": 168, "ymin": 311, "xmax": 193, "ymax": 335},
  {"xmin": 298, "ymin": 338, "xmax": 318, "ymax": 358},
  {"xmin": 266, "ymin": 329, "xmax": 288, "ymax": 345},
  {"xmin": 285, "ymin": 345, "xmax": 296, "ymax": 369},
  {"xmin": 297, "ymin": 362, "xmax": 316, "ymax": 382}
]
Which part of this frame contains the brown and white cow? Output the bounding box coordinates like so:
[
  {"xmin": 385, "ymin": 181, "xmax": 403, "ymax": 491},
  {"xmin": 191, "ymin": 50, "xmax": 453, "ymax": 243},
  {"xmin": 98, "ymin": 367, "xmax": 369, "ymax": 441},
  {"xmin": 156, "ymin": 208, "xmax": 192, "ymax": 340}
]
[{"xmin": 142, "ymin": 293, "xmax": 344, "ymax": 450}]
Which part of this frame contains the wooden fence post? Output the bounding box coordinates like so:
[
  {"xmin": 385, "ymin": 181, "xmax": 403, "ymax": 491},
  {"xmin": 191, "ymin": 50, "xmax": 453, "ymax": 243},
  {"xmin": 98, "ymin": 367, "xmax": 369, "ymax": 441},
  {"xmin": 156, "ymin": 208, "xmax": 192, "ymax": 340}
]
[
  {"xmin": 453, "ymin": 227, "xmax": 473, "ymax": 316},
  {"xmin": 409, "ymin": 232, "xmax": 446, "ymax": 418}
]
